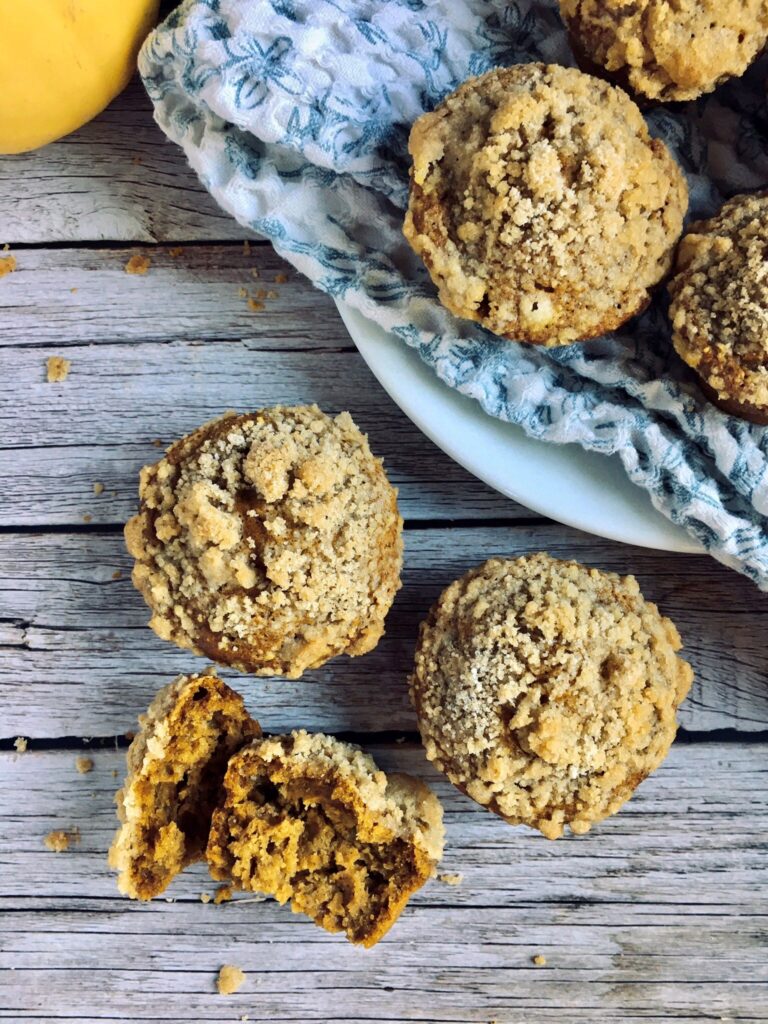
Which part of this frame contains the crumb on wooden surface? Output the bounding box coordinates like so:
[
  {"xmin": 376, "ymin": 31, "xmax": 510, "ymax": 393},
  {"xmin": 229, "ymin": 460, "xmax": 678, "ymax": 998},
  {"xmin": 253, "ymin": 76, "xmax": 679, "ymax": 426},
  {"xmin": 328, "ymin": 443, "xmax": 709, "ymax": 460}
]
[
  {"xmin": 93, "ymin": 482, "xmax": 104, "ymax": 496},
  {"xmin": 266, "ymin": 289, "xmax": 278, "ymax": 300},
  {"xmin": 437, "ymin": 872, "xmax": 463, "ymax": 886},
  {"xmin": 13, "ymin": 736, "xmax": 28, "ymax": 753},
  {"xmin": 0, "ymin": 254, "xmax": 16, "ymax": 278},
  {"xmin": 247, "ymin": 298, "xmax": 264, "ymax": 312},
  {"xmin": 200, "ymin": 892, "xmax": 212, "ymax": 904},
  {"xmin": 250, "ymin": 268, "xmax": 260, "ymax": 279},
  {"xmin": 124, "ymin": 731, "xmax": 135, "ymax": 741},
  {"xmin": 275, "ymin": 272, "xmax": 288, "ymax": 284},
  {"xmin": 82, "ymin": 513, "xmax": 92, "ymax": 523},
  {"xmin": 217, "ymin": 964, "xmax": 246, "ymax": 996},
  {"xmin": 237, "ymin": 286, "xmax": 248, "ymax": 299},
  {"xmin": 131, "ymin": 156, "xmax": 142, "ymax": 165},
  {"xmin": 112, "ymin": 769, "xmax": 119, "ymax": 779},
  {"xmin": 169, "ymin": 247, "xmax": 184, "ymax": 258},
  {"xmin": 44, "ymin": 828, "xmax": 79, "ymax": 853},
  {"xmin": 152, "ymin": 438, "xmax": 163, "ymax": 448},
  {"xmin": 395, "ymin": 736, "xmax": 406, "ymax": 744},
  {"xmin": 243, "ymin": 240, "xmax": 251, "ymax": 254},
  {"xmin": 112, "ymin": 570, "xmax": 122, "ymax": 580},
  {"xmin": 70, "ymin": 287, "xmax": 78, "ymax": 294},
  {"xmin": 75, "ymin": 756, "xmax": 94, "ymax": 774},
  {"xmin": 533, "ymin": 954, "xmax": 547, "ymax": 966},
  {"xmin": 125, "ymin": 253, "xmax": 151, "ymax": 275},
  {"xmin": 214, "ymin": 885, "xmax": 233, "ymax": 905},
  {"xmin": 46, "ymin": 356, "xmax": 71, "ymax": 383}
]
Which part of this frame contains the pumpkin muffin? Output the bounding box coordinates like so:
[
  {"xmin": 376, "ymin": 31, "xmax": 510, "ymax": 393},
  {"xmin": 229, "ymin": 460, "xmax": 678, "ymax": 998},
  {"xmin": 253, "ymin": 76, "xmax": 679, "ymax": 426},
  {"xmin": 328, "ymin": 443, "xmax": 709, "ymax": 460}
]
[
  {"xmin": 125, "ymin": 406, "xmax": 403, "ymax": 678},
  {"xmin": 410, "ymin": 554, "xmax": 693, "ymax": 840},
  {"xmin": 403, "ymin": 63, "xmax": 687, "ymax": 346},
  {"xmin": 668, "ymin": 192, "xmax": 768, "ymax": 423},
  {"xmin": 561, "ymin": 1, "xmax": 768, "ymax": 103},
  {"xmin": 109, "ymin": 673, "xmax": 260, "ymax": 900},
  {"xmin": 207, "ymin": 731, "xmax": 444, "ymax": 947}
]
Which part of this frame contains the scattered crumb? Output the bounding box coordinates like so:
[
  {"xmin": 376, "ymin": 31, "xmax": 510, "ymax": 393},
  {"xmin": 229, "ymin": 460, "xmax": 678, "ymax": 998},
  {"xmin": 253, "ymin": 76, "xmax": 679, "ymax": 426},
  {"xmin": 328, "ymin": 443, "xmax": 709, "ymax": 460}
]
[
  {"xmin": 13, "ymin": 736, "xmax": 28, "ymax": 753},
  {"xmin": 237, "ymin": 286, "xmax": 248, "ymax": 299},
  {"xmin": 152, "ymin": 438, "xmax": 163, "ymax": 448},
  {"xmin": 124, "ymin": 731, "xmax": 135, "ymax": 741},
  {"xmin": 214, "ymin": 885, "xmax": 233, "ymax": 905},
  {"xmin": 112, "ymin": 570, "xmax": 122, "ymax": 580},
  {"xmin": 168, "ymin": 247, "xmax": 184, "ymax": 258},
  {"xmin": 93, "ymin": 481, "xmax": 104, "ymax": 496},
  {"xmin": 254, "ymin": 287, "xmax": 267, "ymax": 300},
  {"xmin": 0, "ymin": 254, "xmax": 17, "ymax": 278},
  {"xmin": 247, "ymin": 298, "xmax": 264, "ymax": 312},
  {"xmin": 437, "ymin": 872, "xmax": 463, "ymax": 886},
  {"xmin": 82, "ymin": 513, "xmax": 92, "ymax": 524},
  {"xmin": 2, "ymin": 243, "xmax": 8, "ymax": 250},
  {"xmin": 275, "ymin": 272, "xmax": 288, "ymax": 284},
  {"xmin": 46, "ymin": 355, "xmax": 71, "ymax": 383},
  {"xmin": 75, "ymin": 756, "xmax": 94, "ymax": 774},
  {"xmin": 200, "ymin": 892, "xmax": 212, "ymax": 904},
  {"xmin": 395, "ymin": 736, "xmax": 406, "ymax": 744},
  {"xmin": 532, "ymin": 954, "xmax": 547, "ymax": 967},
  {"xmin": 217, "ymin": 964, "xmax": 246, "ymax": 996},
  {"xmin": 125, "ymin": 253, "xmax": 151, "ymax": 275},
  {"xmin": 164, "ymin": 897, "xmax": 176, "ymax": 903},
  {"xmin": 266, "ymin": 289, "xmax": 278, "ymax": 300},
  {"xmin": 243, "ymin": 240, "xmax": 251, "ymax": 255},
  {"xmin": 70, "ymin": 287, "xmax": 78, "ymax": 294},
  {"xmin": 112, "ymin": 769, "xmax": 119, "ymax": 778},
  {"xmin": 250, "ymin": 268, "xmax": 260, "ymax": 279},
  {"xmin": 44, "ymin": 827, "xmax": 79, "ymax": 853},
  {"xmin": 241, "ymin": 1016, "xmax": 249, "ymax": 1022}
]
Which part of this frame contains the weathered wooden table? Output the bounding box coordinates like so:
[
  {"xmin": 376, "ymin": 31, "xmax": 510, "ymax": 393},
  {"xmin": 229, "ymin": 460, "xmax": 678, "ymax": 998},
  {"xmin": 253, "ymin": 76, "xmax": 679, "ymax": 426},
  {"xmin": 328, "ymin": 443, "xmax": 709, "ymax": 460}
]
[{"xmin": 1, "ymin": 79, "xmax": 767, "ymax": 1024}]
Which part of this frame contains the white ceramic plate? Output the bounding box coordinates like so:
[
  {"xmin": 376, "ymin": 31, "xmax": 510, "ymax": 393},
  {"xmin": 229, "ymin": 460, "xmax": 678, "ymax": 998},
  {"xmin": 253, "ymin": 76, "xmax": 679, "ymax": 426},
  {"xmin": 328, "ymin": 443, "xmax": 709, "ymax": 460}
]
[{"xmin": 336, "ymin": 300, "xmax": 702, "ymax": 554}]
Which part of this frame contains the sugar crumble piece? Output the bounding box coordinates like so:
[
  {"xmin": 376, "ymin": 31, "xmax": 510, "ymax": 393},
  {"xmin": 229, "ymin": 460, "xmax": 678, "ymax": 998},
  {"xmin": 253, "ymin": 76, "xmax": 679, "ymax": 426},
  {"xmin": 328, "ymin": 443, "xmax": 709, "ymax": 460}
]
[
  {"xmin": 46, "ymin": 356, "xmax": 71, "ymax": 383},
  {"xmin": 168, "ymin": 247, "xmax": 184, "ymax": 258},
  {"xmin": 0, "ymin": 254, "xmax": 16, "ymax": 278},
  {"xmin": 266, "ymin": 289, "xmax": 278, "ymax": 300},
  {"xmin": 44, "ymin": 827, "xmax": 80, "ymax": 853},
  {"xmin": 125, "ymin": 253, "xmax": 151, "ymax": 276},
  {"xmin": 216, "ymin": 964, "xmax": 246, "ymax": 996},
  {"xmin": 75, "ymin": 756, "xmax": 94, "ymax": 774},
  {"xmin": 112, "ymin": 570, "xmax": 123, "ymax": 580},
  {"xmin": 274, "ymin": 272, "xmax": 288, "ymax": 284},
  {"xmin": 13, "ymin": 736, "xmax": 28, "ymax": 753},
  {"xmin": 200, "ymin": 892, "xmax": 212, "ymax": 904},
  {"xmin": 82, "ymin": 513, "xmax": 92, "ymax": 524},
  {"xmin": 93, "ymin": 482, "xmax": 104, "ymax": 496},
  {"xmin": 532, "ymin": 954, "xmax": 547, "ymax": 966},
  {"xmin": 237, "ymin": 286, "xmax": 248, "ymax": 299},
  {"xmin": 437, "ymin": 872, "xmax": 463, "ymax": 886},
  {"xmin": 214, "ymin": 884, "xmax": 232, "ymax": 904},
  {"xmin": 247, "ymin": 298, "xmax": 264, "ymax": 312},
  {"xmin": 250, "ymin": 268, "xmax": 260, "ymax": 279},
  {"xmin": 70, "ymin": 287, "xmax": 78, "ymax": 294},
  {"xmin": 243, "ymin": 240, "xmax": 251, "ymax": 255}
]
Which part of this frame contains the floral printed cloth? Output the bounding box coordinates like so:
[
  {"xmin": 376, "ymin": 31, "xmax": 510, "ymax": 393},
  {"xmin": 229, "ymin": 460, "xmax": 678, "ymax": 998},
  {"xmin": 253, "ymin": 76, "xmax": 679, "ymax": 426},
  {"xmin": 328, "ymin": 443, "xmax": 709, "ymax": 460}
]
[{"xmin": 140, "ymin": 0, "xmax": 768, "ymax": 588}]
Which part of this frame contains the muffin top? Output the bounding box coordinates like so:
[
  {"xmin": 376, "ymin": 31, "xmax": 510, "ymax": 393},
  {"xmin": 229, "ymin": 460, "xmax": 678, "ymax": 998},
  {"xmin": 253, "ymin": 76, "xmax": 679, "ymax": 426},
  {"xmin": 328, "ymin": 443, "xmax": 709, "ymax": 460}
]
[
  {"xmin": 668, "ymin": 192, "xmax": 768, "ymax": 420},
  {"xmin": 125, "ymin": 405, "xmax": 403, "ymax": 678},
  {"xmin": 207, "ymin": 730, "xmax": 444, "ymax": 946},
  {"xmin": 561, "ymin": 0, "xmax": 768, "ymax": 102},
  {"xmin": 410, "ymin": 554, "xmax": 693, "ymax": 839},
  {"xmin": 403, "ymin": 63, "xmax": 687, "ymax": 346}
]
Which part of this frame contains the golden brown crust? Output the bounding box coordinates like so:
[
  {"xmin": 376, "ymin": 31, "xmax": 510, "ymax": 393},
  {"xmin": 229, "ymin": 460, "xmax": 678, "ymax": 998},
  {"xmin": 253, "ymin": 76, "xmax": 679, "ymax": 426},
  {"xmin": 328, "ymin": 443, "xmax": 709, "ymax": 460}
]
[
  {"xmin": 410, "ymin": 554, "xmax": 693, "ymax": 840},
  {"xmin": 108, "ymin": 673, "xmax": 260, "ymax": 900},
  {"xmin": 403, "ymin": 63, "xmax": 687, "ymax": 346},
  {"xmin": 125, "ymin": 405, "xmax": 403, "ymax": 678},
  {"xmin": 668, "ymin": 192, "xmax": 768, "ymax": 421},
  {"xmin": 561, "ymin": 0, "xmax": 768, "ymax": 102},
  {"xmin": 206, "ymin": 731, "xmax": 444, "ymax": 947}
]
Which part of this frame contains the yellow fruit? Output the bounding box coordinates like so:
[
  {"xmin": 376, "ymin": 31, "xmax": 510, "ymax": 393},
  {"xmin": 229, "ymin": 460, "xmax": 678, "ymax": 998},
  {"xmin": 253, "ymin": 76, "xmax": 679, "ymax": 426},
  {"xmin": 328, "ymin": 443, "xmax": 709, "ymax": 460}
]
[{"xmin": 0, "ymin": 0, "xmax": 160, "ymax": 154}]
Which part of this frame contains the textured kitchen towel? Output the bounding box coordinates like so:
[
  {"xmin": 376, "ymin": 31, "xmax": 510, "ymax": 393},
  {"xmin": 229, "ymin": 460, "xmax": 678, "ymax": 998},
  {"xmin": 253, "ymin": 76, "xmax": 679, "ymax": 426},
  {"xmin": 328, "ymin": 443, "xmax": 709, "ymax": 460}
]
[{"xmin": 140, "ymin": 0, "xmax": 768, "ymax": 587}]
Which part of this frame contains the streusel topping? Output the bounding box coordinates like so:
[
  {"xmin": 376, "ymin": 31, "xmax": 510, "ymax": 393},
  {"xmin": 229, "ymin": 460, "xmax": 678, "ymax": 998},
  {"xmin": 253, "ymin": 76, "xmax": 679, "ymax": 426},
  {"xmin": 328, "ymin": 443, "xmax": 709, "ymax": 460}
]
[
  {"xmin": 668, "ymin": 192, "xmax": 768, "ymax": 415},
  {"xmin": 125, "ymin": 405, "xmax": 403, "ymax": 678},
  {"xmin": 562, "ymin": 0, "xmax": 768, "ymax": 102},
  {"xmin": 410, "ymin": 554, "xmax": 692, "ymax": 839},
  {"xmin": 403, "ymin": 63, "xmax": 687, "ymax": 345}
]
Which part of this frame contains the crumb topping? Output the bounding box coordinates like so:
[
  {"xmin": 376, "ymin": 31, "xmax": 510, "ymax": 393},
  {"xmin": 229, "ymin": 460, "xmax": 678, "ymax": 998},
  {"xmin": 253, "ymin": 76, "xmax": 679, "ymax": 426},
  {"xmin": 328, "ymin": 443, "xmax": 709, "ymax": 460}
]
[
  {"xmin": 125, "ymin": 253, "xmax": 151, "ymax": 275},
  {"xmin": 403, "ymin": 63, "xmax": 687, "ymax": 345},
  {"xmin": 46, "ymin": 356, "xmax": 71, "ymax": 383},
  {"xmin": 75, "ymin": 756, "xmax": 94, "ymax": 774},
  {"xmin": 108, "ymin": 673, "xmax": 260, "ymax": 900},
  {"xmin": 410, "ymin": 554, "xmax": 692, "ymax": 839},
  {"xmin": 13, "ymin": 736, "xmax": 28, "ymax": 753},
  {"xmin": 207, "ymin": 730, "xmax": 444, "ymax": 947},
  {"xmin": 562, "ymin": 0, "xmax": 768, "ymax": 102},
  {"xmin": 0, "ymin": 254, "xmax": 16, "ymax": 278},
  {"xmin": 668, "ymin": 192, "xmax": 768, "ymax": 415},
  {"xmin": 216, "ymin": 964, "xmax": 246, "ymax": 995},
  {"xmin": 125, "ymin": 405, "xmax": 403, "ymax": 678}
]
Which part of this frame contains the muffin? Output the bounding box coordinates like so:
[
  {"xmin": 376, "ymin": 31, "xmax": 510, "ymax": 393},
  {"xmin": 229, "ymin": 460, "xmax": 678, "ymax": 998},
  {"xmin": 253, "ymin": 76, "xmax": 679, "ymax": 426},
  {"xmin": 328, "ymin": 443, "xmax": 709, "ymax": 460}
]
[
  {"xmin": 108, "ymin": 673, "xmax": 260, "ymax": 900},
  {"xmin": 125, "ymin": 406, "xmax": 403, "ymax": 678},
  {"xmin": 668, "ymin": 192, "xmax": 768, "ymax": 424},
  {"xmin": 410, "ymin": 554, "xmax": 693, "ymax": 839},
  {"xmin": 207, "ymin": 731, "xmax": 444, "ymax": 947},
  {"xmin": 403, "ymin": 63, "xmax": 687, "ymax": 346},
  {"xmin": 561, "ymin": 1, "xmax": 768, "ymax": 103}
]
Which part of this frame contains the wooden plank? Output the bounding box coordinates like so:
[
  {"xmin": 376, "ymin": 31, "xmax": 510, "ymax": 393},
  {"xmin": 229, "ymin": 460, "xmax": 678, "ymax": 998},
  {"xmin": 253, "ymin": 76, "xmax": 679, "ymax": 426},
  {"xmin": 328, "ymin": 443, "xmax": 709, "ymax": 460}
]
[
  {"xmin": 1, "ymin": 342, "xmax": 520, "ymax": 524},
  {"xmin": 0, "ymin": 78, "xmax": 253, "ymax": 244},
  {"xmin": 0, "ymin": 244, "xmax": 345, "ymax": 349},
  {"xmin": 0, "ymin": 745, "xmax": 766, "ymax": 1022},
  {"xmin": 1, "ymin": 526, "xmax": 766, "ymax": 738}
]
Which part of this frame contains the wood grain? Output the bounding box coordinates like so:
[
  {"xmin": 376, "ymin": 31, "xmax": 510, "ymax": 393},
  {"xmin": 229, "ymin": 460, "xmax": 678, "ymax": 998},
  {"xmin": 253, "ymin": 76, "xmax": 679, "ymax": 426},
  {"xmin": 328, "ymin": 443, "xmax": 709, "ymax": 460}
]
[
  {"xmin": 0, "ymin": 79, "xmax": 254, "ymax": 244},
  {"xmin": 2, "ymin": 527, "xmax": 766, "ymax": 738},
  {"xmin": 1, "ymin": 744, "xmax": 766, "ymax": 1022},
  {"xmin": 2, "ymin": 340, "xmax": 523, "ymax": 524}
]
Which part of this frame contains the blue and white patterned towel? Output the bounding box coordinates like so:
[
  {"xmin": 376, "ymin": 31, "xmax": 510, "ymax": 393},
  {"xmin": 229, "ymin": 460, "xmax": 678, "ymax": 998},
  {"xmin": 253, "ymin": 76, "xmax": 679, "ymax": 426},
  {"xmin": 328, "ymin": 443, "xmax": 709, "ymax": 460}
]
[{"xmin": 140, "ymin": 0, "xmax": 768, "ymax": 588}]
